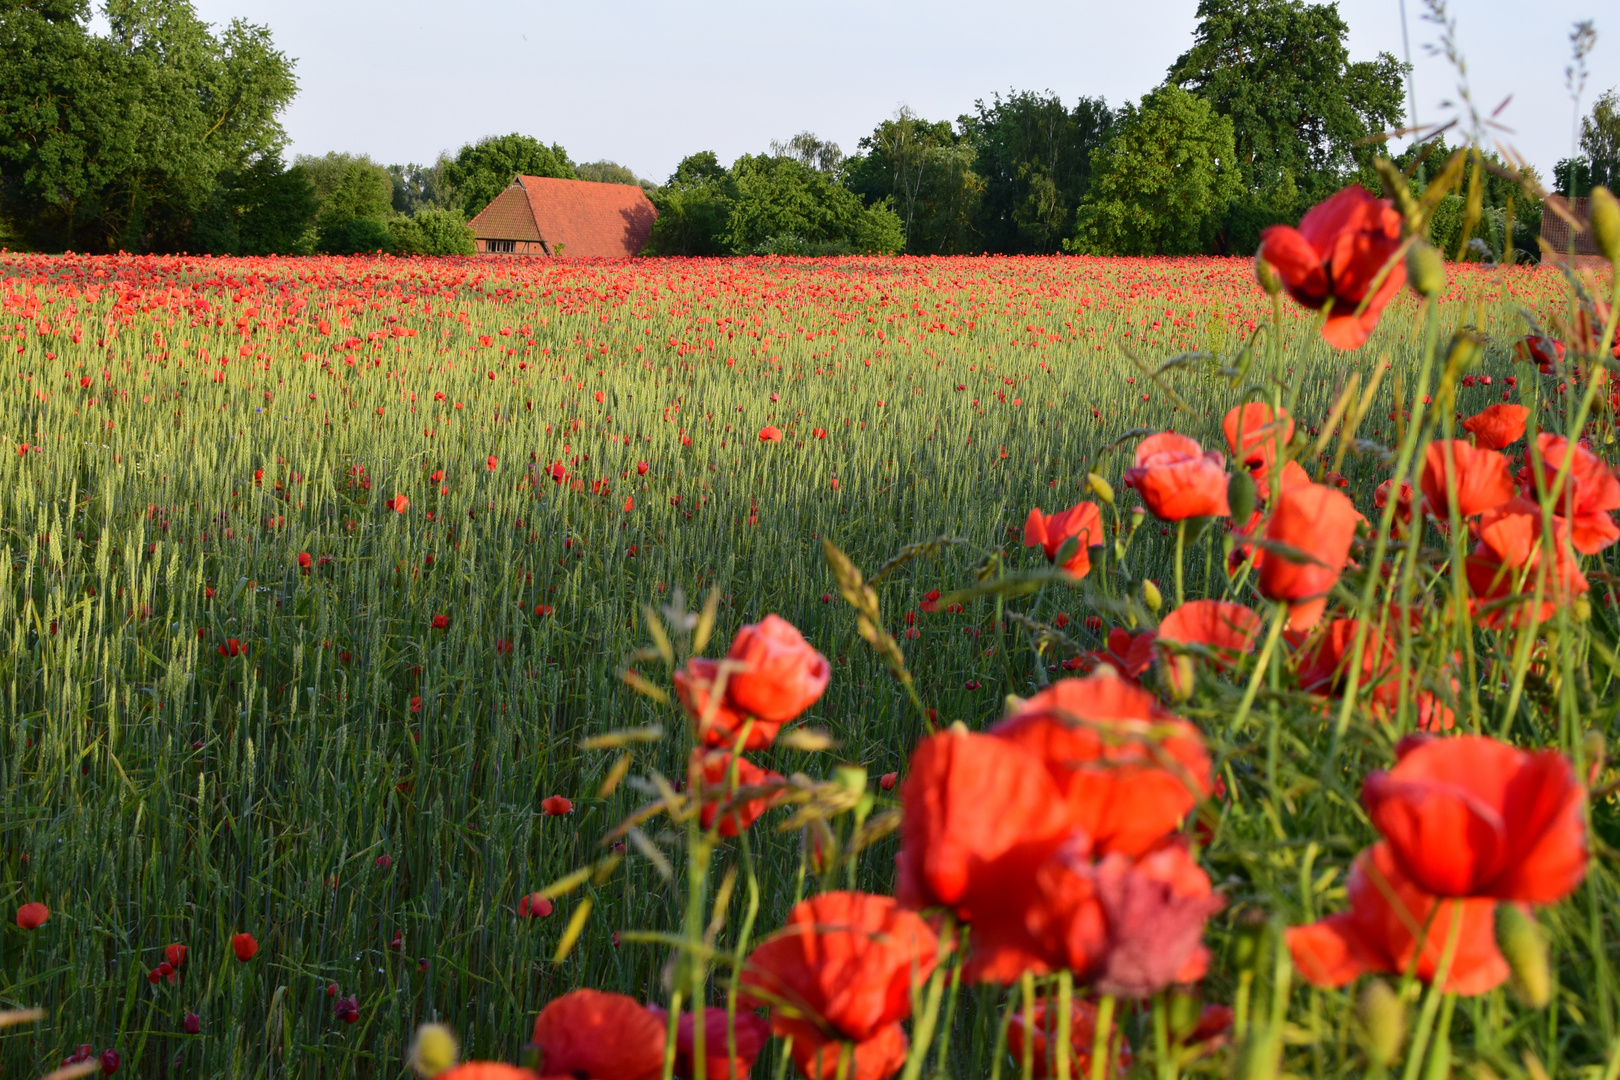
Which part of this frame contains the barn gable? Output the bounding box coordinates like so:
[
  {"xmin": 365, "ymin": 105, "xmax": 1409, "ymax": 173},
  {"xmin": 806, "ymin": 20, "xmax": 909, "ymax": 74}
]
[{"xmin": 468, "ymin": 176, "xmax": 657, "ymax": 258}]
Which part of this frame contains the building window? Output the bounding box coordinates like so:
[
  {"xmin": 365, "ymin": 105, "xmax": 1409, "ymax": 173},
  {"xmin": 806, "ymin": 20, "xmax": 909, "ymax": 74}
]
[{"xmin": 485, "ymin": 238, "xmax": 517, "ymax": 254}]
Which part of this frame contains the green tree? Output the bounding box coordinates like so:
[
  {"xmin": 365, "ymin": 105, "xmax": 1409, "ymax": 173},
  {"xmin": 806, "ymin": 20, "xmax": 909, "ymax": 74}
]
[
  {"xmin": 0, "ymin": 0, "xmax": 297, "ymax": 252},
  {"xmin": 1168, "ymin": 0, "xmax": 1405, "ymax": 251},
  {"xmin": 296, "ymin": 152, "xmax": 395, "ymax": 252},
  {"xmin": 576, "ymin": 160, "xmax": 650, "ymax": 189},
  {"xmin": 644, "ymin": 151, "xmax": 735, "ymax": 256},
  {"xmin": 1581, "ymin": 88, "xmax": 1619, "ymax": 191},
  {"xmin": 189, "ymin": 152, "xmax": 314, "ymax": 254},
  {"xmin": 960, "ymin": 91, "xmax": 1114, "ymax": 253},
  {"xmin": 387, "ymin": 155, "xmax": 457, "ymax": 215},
  {"xmin": 845, "ymin": 108, "xmax": 984, "ymax": 254},
  {"xmin": 724, "ymin": 154, "xmax": 900, "ymax": 255},
  {"xmin": 1068, "ymin": 86, "xmax": 1241, "ymax": 256},
  {"xmin": 443, "ymin": 133, "xmax": 573, "ymax": 218}
]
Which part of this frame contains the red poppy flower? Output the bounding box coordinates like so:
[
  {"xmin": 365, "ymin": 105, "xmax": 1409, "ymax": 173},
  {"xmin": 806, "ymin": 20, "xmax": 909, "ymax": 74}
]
[
  {"xmin": 1122, "ymin": 433, "xmax": 1230, "ymax": 521},
  {"xmin": 218, "ymin": 639, "xmax": 244, "ymax": 658},
  {"xmin": 674, "ymin": 657, "xmax": 773, "ymax": 749},
  {"xmin": 486, "ymin": 455, "xmax": 498, "ymax": 471},
  {"xmin": 1286, "ymin": 842, "xmax": 1508, "ymax": 996},
  {"xmin": 1006, "ymin": 996, "xmax": 1133, "ymax": 1079},
  {"xmin": 1289, "ymin": 615, "xmax": 1452, "ymax": 729},
  {"xmin": 1461, "ymin": 404, "xmax": 1528, "ymax": 450},
  {"xmin": 1093, "ymin": 626, "xmax": 1155, "ymax": 679},
  {"xmin": 1515, "ymin": 335, "xmax": 1565, "ymax": 370},
  {"xmin": 1529, "ymin": 434, "xmax": 1620, "ymax": 554},
  {"xmin": 15, "ymin": 902, "xmax": 48, "ymax": 929},
  {"xmin": 694, "ymin": 749, "xmax": 782, "ymax": 837},
  {"xmin": 531, "ymin": 989, "xmax": 666, "ymax": 1080},
  {"xmin": 758, "ymin": 425, "xmax": 784, "ymax": 442},
  {"xmin": 231, "ymin": 933, "xmax": 258, "ymax": 962},
  {"xmin": 1373, "ymin": 478, "xmax": 1414, "ymax": 527},
  {"xmin": 644, "ymin": 1006, "xmax": 769, "ymax": 1080},
  {"xmin": 1465, "ymin": 497, "xmax": 1588, "ymax": 627},
  {"xmin": 166, "ymin": 943, "xmax": 187, "ymax": 969},
  {"xmin": 1259, "ymin": 186, "xmax": 1406, "ymax": 350},
  {"xmin": 541, "ymin": 795, "xmax": 573, "ymax": 816},
  {"xmin": 1079, "ymin": 840, "xmax": 1224, "ymax": 997},
  {"xmin": 431, "ymin": 614, "xmax": 451, "ymax": 630},
  {"xmin": 438, "ymin": 1065, "xmax": 539, "ymax": 1080},
  {"xmin": 1221, "ymin": 404, "xmax": 1295, "ymax": 492},
  {"xmin": 389, "ymin": 494, "xmax": 410, "ymax": 513},
  {"xmin": 1155, "ymin": 600, "xmax": 1263, "ymax": 696},
  {"xmin": 297, "ymin": 552, "xmax": 312, "ymax": 573},
  {"xmin": 722, "ymin": 615, "xmax": 830, "ymax": 724},
  {"xmin": 518, "ymin": 892, "xmax": 554, "ymax": 918},
  {"xmin": 991, "ymin": 673, "xmax": 1212, "ymax": 858},
  {"xmin": 741, "ymin": 891, "xmax": 940, "ymax": 1080},
  {"xmin": 1362, "ymin": 734, "xmax": 1587, "ymax": 903},
  {"xmin": 1419, "ymin": 440, "xmax": 1515, "ymax": 520},
  {"xmin": 1024, "ymin": 502, "xmax": 1104, "ymax": 578},
  {"xmin": 1258, "ymin": 483, "xmax": 1359, "ymax": 630}
]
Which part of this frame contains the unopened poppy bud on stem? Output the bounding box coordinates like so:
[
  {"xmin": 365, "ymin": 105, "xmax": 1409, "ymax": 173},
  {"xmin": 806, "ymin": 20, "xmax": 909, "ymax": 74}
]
[
  {"xmin": 1228, "ymin": 471, "xmax": 1257, "ymax": 527},
  {"xmin": 1407, "ymin": 242, "xmax": 1447, "ymax": 298},
  {"xmin": 408, "ymin": 1023, "xmax": 458, "ymax": 1077},
  {"xmin": 1143, "ymin": 579, "xmax": 1163, "ymax": 614},
  {"xmin": 1086, "ymin": 472, "xmax": 1115, "ymax": 505},
  {"xmin": 1255, "ymin": 256, "xmax": 1283, "ymax": 297},
  {"xmin": 1355, "ymin": 979, "xmax": 1405, "ymax": 1067},
  {"xmin": 1496, "ymin": 904, "xmax": 1552, "ymax": 1009},
  {"xmin": 1591, "ymin": 186, "xmax": 1620, "ymax": 265}
]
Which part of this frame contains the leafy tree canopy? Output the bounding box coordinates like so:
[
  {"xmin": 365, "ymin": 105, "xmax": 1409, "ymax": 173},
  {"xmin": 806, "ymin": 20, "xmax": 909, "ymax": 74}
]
[
  {"xmin": 1168, "ymin": 0, "xmax": 1405, "ymax": 204},
  {"xmin": 1069, "ymin": 85, "xmax": 1241, "ymax": 256},
  {"xmin": 443, "ymin": 133, "xmax": 573, "ymax": 219},
  {"xmin": 0, "ymin": 0, "xmax": 297, "ymax": 252},
  {"xmin": 845, "ymin": 108, "xmax": 984, "ymax": 255},
  {"xmin": 576, "ymin": 160, "xmax": 650, "ymax": 189}
]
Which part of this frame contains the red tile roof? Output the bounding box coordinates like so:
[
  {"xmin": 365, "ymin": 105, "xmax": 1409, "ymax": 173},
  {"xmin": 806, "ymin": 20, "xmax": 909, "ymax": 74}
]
[{"xmin": 467, "ymin": 176, "xmax": 657, "ymax": 258}]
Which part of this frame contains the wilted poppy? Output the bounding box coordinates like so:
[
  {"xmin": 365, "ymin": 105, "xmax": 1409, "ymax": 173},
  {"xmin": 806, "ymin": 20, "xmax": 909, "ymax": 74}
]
[
  {"xmin": 991, "ymin": 673, "xmax": 1212, "ymax": 858},
  {"xmin": 531, "ymin": 988, "xmax": 666, "ymax": 1080},
  {"xmin": 723, "ymin": 615, "xmax": 830, "ymax": 724},
  {"xmin": 1466, "ymin": 497, "xmax": 1589, "ymax": 626},
  {"xmin": 15, "ymin": 902, "xmax": 48, "ymax": 929},
  {"xmin": 694, "ymin": 749, "xmax": 782, "ymax": 837},
  {"xmin": 1362, "ymin": 734, "xmax": 1587, "ymax": 903},
  {"xmin": 1006, "ymin": 996, "xmax": 1133, "ymax": 1079},
  {"xmin": 741, "ymin": 891, "xmax": 939, "ymax": 1080},
  {"xmin": 1222, "ymin": 404, "xmax": 1295, "ymax": 492},
  {"xmin": 674, "ymin": 657, "xmax": 773, "ymax": 749},
  {"xmin": 1461, "ymin": 404, "xmax": 1529, "ymax": 450},
  {"xmin": 1419, "ymin": 440, "xmax": 1515, "ymax": 520},
  {"xmin": 1155, "ymin": 600, "xmax": 1263, "ymax": 697},
  {"xmin": 1259, "ymin": 185, "xmax": 1406, "ymax": 350},
  {"xmin": 231, "ymin": 933, "xmax": 258, "ymax": 961},
  {"xmin": 1024, "ymin": 502, "xmax": 1104, "ymax": 578},
  {"xmin": 541, "ymin": 795, "xmax": 573, "ymax": 816},
  {"xmin": 758, "ymin": 425, "xmax": 784, "ymax": 443},
  {"xmin": 1258, "ymin": 483, "xmax": 1359, "ymax": 630},
  {"xmin": 1286, "ymin": 842, "xmax": 1508, "ymax": 996},
  {"xmin": 1529, "ymin": 434, "xmax": 1620, "ymax": 554},
  {"xmin": 1121, "ymin": 433, "xmax": 1230, "ymax": 521},
  {"xmin": 644, "ymin": 1006, "xmax": 769, "ymax": 1080}
]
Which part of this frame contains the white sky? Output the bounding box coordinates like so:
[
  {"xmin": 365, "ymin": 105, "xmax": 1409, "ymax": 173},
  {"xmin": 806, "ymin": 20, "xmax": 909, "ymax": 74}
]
[{"xmin": 191, "ymin": 0, "xmax": 1617, "ymax": 186}]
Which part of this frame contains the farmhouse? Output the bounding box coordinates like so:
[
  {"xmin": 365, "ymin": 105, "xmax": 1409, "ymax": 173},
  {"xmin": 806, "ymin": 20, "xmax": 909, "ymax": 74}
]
[
  {"xmin": 1539, "ymin": 195, "xmax": 1602, "ymax": 260},
  {"xmin": 468, "ymin": 175, "xmax": 657, "ymax": 257}
]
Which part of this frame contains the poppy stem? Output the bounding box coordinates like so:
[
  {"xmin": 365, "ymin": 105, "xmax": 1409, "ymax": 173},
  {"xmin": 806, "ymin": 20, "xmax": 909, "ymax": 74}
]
[
  {"xmin": 1152, "ymin": 992, "xmax": 1178, "ymax": 1080},
  {"xmin": 1400, "ymin": 901, "xmax": 1465, "ymax": 1080},
  {"xmin": 1175, "ymin": 519, "xmax": 1186, "ymax": 608},
  {"xmin": 1089, "ymin": 995, "xmax": 1116, "ymax": 1080},
  {"xmin": 1056, "ymin": 970, "xmax": 1073, "ymax": 1080},
  {"xmin": 898, "ymin": 918, "xmax": 955, "ymax": 1080},
  {"xmin": 1232, "ymin": 602, "xmax": 1287, "ymax": 733}
]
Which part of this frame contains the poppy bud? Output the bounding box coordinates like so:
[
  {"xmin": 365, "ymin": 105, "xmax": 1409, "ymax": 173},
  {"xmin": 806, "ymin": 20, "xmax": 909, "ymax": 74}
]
[
  {"xmin": 1407, "ymin": 241, "xmax": 1447, "ymax": 298},
  {"xmin": 1591, "ymin": 186, "xmax": 1620, "ymax": 265},
  {"xmin": 1575, "ymin": 595, "xmax": 1592, "ymax": 622},
  {"xmin": 1227, "ymin": 470, "xmax": 1256, "ymax": 526},
  {"xmin": 408, "ymin": 1022, "xmax": 458, "ymax": 1077},
  {"xmin": 1496, "ymin": 904, "xmax": 1551, "ymax": 1009},
  {"xmin": 1160, "ymin": 653, "xmax": 1196, "ymax": 702},
  {"xmin": 1143, "ymin": 579, "xmax": 1163, "ymax": 614},
  {"xmin": 1355, "ymin": 979, "xmax": 1406, "ymax": 1067},
  {"xmin": 1255, "ymin": 256, "xmax": 1283, "ymax": 297},
  {"xmin": 1086, "ymin": 472, "xmax": 1115, "ymax": 505},
  {"xmin": 1054, "ymin": 534, "xmax": 1081, "ymax": 569}
]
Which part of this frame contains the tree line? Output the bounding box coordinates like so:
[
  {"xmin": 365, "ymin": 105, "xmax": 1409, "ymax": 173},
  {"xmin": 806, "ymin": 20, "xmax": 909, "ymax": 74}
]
[{"xmin": 2, "ymin": 0, "xmax": 1611, "ymax": 259}]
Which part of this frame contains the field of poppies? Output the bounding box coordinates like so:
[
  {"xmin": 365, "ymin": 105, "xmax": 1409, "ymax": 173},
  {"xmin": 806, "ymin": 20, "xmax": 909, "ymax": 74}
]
[{"xmin": 2, "ymin": 180, "xmax": 1620, "ymax": 1080}]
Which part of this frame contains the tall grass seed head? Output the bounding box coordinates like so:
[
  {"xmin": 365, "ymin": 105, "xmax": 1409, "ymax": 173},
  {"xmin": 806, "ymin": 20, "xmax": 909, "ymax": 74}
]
[
  {"xmin": 1496, "ymin": 904, "xmax": 1552, "ymax": 1009},
  {"xmin": 408, "ymin": 1022, "xmax": 459, "ymax": 1076},
  {"xmin": 1590, "ymin": 186, "xmax": 1620, "ymax": 265}
]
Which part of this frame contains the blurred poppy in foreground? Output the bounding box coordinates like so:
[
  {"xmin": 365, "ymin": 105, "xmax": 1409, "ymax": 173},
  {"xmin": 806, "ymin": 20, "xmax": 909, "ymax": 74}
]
[
  {"xmin": 1461, "ymin": 403, "xmax": 1528, "ymax": 450},
  {"xmin": 694, "ymin": 749, "xmax": 782, "ymax": 837},
  {"xmin": 1006, "ymin": 997, "xmax": 1133, "ymax": 1079},
  {"xmin": 644, "ymin": 1005, "xmax": 769, "ymax": 1080},
  {"xmin": 1222, "ymin": 404, "xmax": 1294, "ymax": 492},
  {"xmin": 531, "ymin": 988, "xmax": 666, "ymax": 1080}
]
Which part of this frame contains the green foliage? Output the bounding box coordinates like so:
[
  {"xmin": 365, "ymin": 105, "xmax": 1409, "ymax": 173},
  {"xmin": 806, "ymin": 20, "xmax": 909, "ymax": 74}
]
[
  {"xmin": 1068, "ymin": 86, "xmax": 1241, "ymax": 256},
  {"xmin": 724, "ymin": 155, "xmax": 901, "ymax": 255},
  {"xmin": 320, "ymin": 215, "xmax": 393, "ymax": 255},
  {"xmin": 1169, "ymin": 0, "xmax": 1405, "ymax": 251},
  {"xmin": 0, "ymin": 0, "xmax": 297, "ymax": 252},
  {"xmin": 388, "ymin": 155, "xmax": 458, "ymax": 215},
  {"xmin": 960, "ymin": 91, "xmax": 1114, "ymax": 253},
  {"xmin": 1580, "ymin": 89, "xmax": 1620, "ymax": 192},
  {"xmin": 409, "ymin": 207, "xmax": 475, "ymax": 256},
  {"xmin": 189, "ymin": 153, "xmax": 315, "ymax": 255},
  {"xmin": 575, "ymin": 160, "xmax": 648, "ymax": 188},
  {"xmin": 443, "ymin": 133, "xmax": 573, "ymax": 219},
  {"xmin": 845, "ymin": 108, "xmax": 984, "ymax": 254},
  {"xmin": 644, "ymin": 152, "xmax": 736, "ymax": 256}
]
